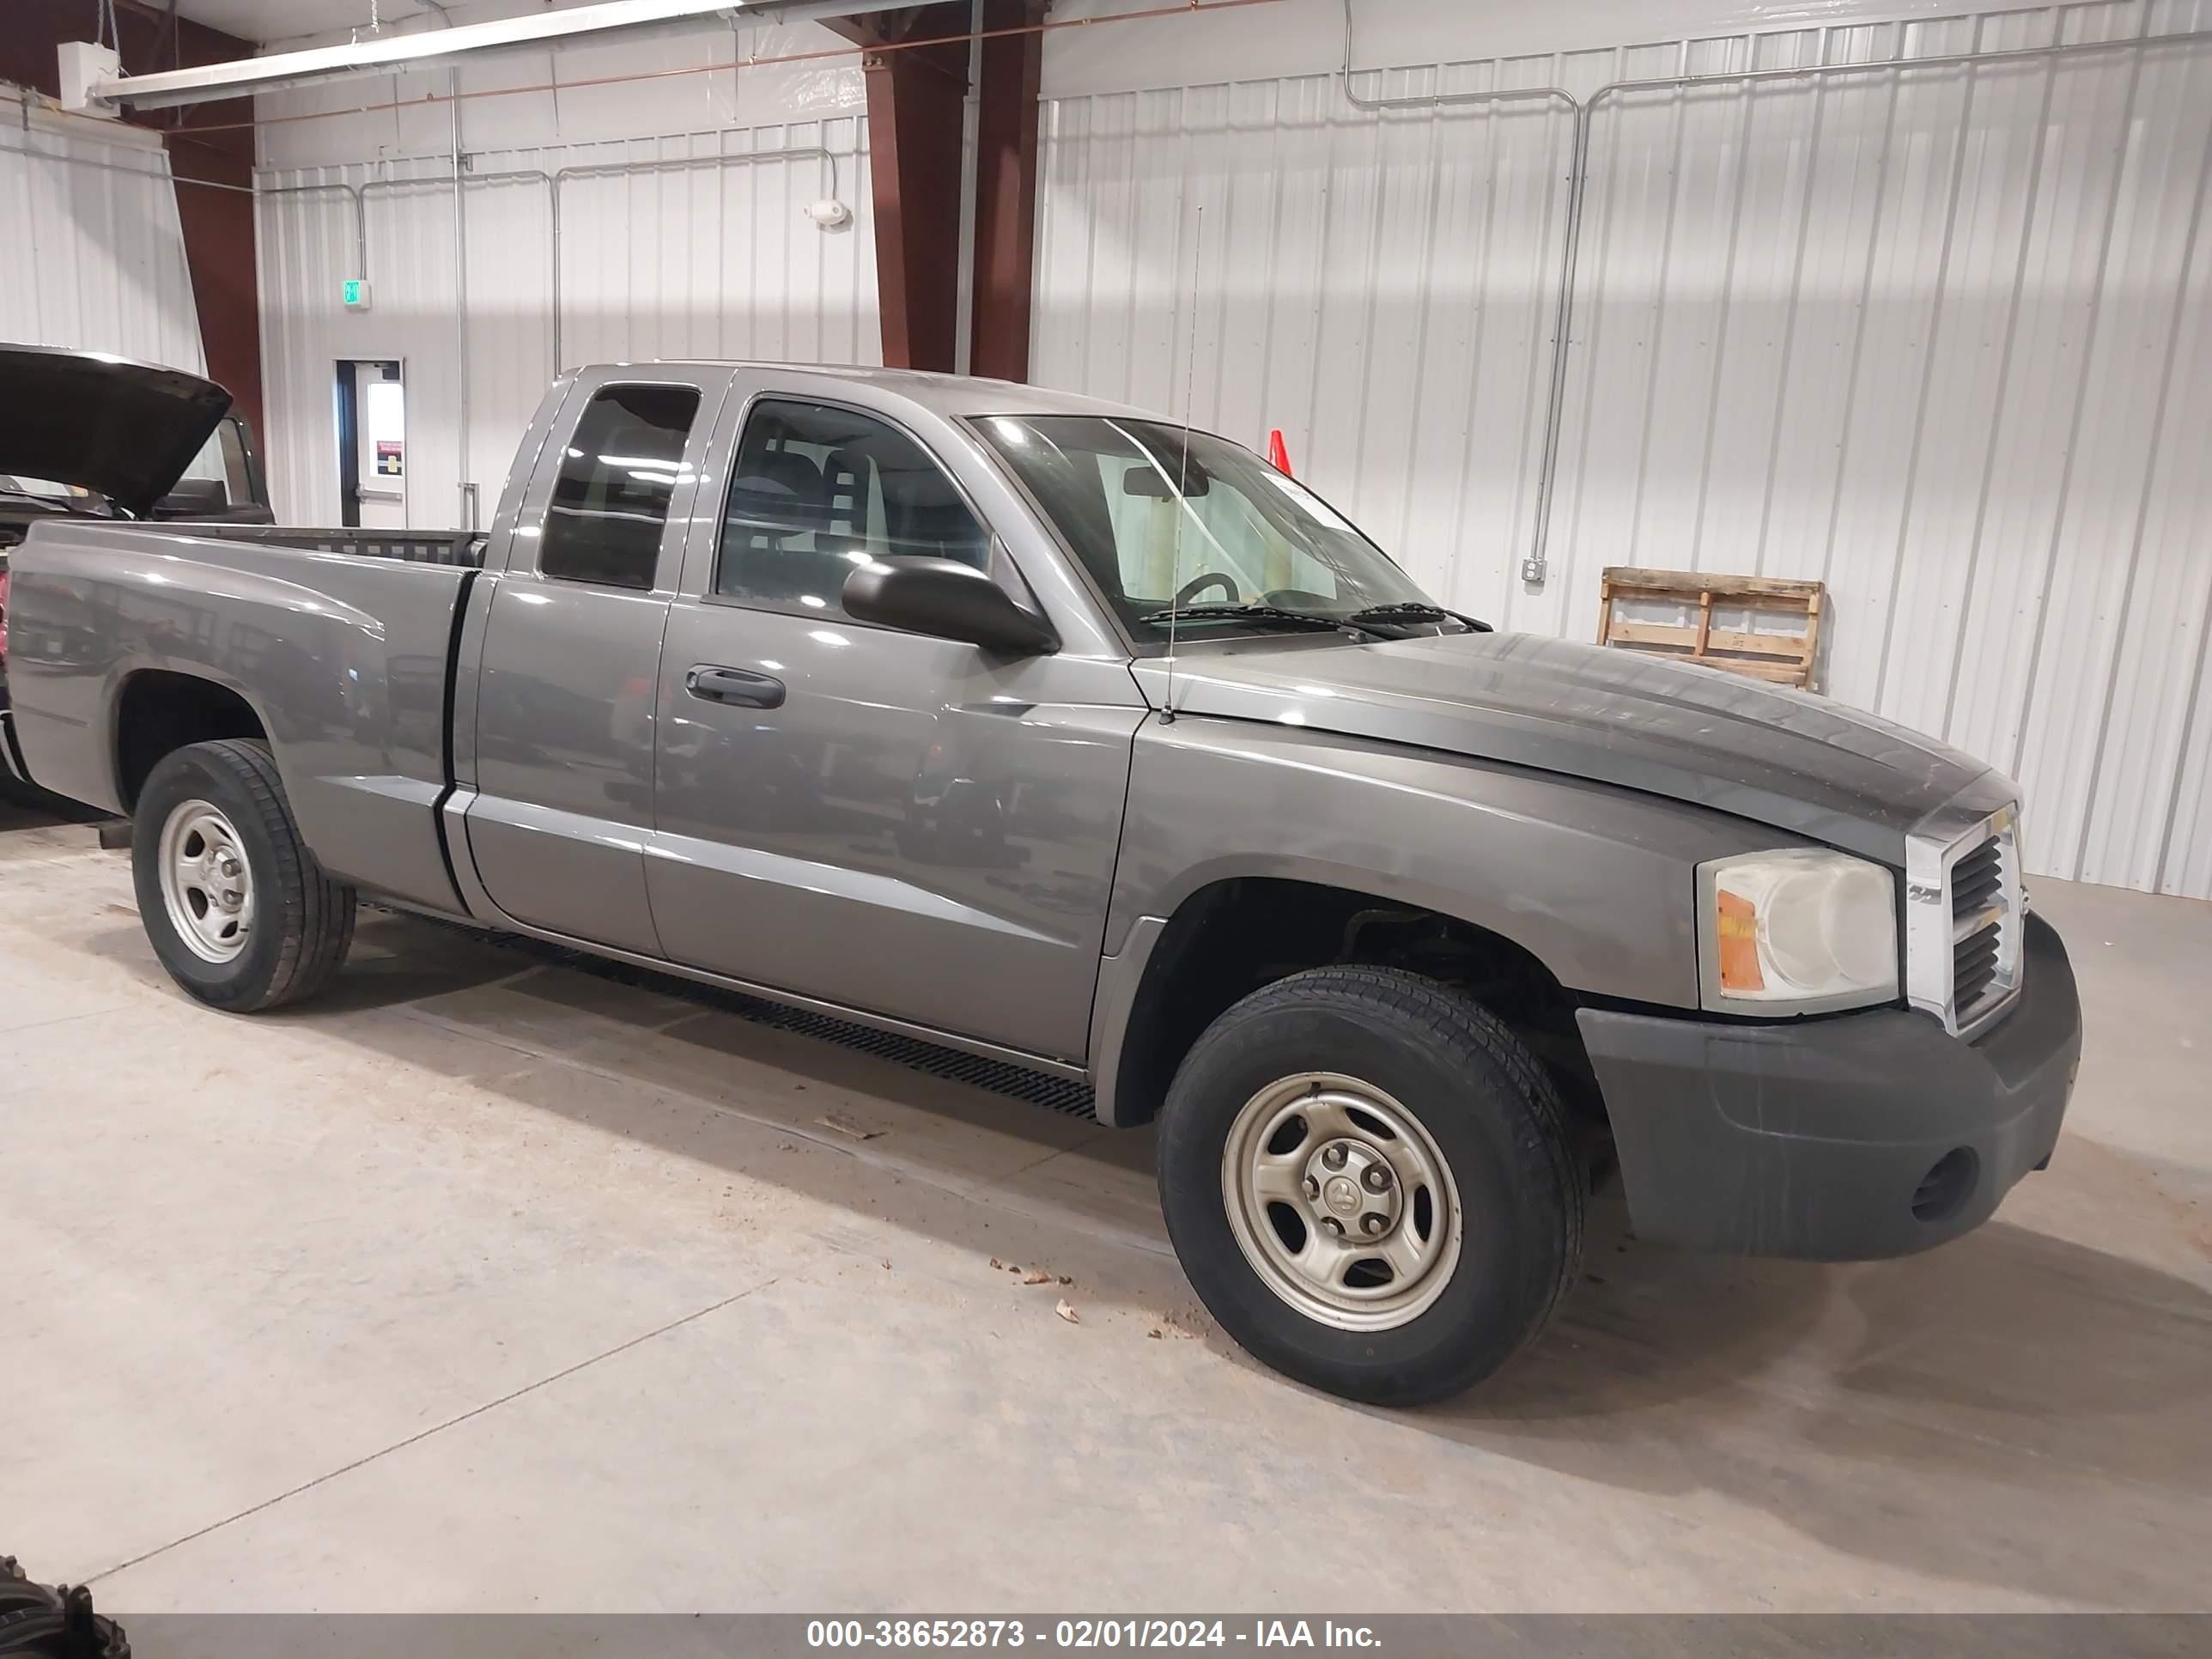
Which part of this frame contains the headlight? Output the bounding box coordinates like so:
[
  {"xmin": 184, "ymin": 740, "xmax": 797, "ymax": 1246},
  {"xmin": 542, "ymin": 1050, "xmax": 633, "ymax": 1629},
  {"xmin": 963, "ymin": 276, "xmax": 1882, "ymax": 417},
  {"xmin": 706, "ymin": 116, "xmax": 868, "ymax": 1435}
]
[{"xmin": 1697, "ymin": 849, "xmax": 1899, "ymax": 1014}]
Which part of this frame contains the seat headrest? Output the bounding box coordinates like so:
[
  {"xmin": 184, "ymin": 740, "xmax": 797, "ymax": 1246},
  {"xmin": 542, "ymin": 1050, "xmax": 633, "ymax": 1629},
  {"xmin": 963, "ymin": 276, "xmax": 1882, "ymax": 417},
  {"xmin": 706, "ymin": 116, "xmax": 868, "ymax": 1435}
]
[{"xmin": 736, "ymin": 447, "xmax": 823, "ymax": 503}]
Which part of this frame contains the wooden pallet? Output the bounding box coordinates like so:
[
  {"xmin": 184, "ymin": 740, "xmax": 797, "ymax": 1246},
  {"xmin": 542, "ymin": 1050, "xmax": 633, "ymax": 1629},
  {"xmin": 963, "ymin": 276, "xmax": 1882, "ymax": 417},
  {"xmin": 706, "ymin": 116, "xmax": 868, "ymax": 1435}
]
[{"xmin": 1597, "ymin": 567, "xmax": 1825, "ymax": 688}]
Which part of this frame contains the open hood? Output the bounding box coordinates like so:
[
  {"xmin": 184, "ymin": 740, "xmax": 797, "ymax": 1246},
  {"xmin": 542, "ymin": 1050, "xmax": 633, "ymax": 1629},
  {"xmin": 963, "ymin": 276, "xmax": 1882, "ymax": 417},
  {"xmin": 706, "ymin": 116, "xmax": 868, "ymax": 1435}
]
[{"xmin": 0, "ymin": 344, "xmax": 232, "ymax": 517}]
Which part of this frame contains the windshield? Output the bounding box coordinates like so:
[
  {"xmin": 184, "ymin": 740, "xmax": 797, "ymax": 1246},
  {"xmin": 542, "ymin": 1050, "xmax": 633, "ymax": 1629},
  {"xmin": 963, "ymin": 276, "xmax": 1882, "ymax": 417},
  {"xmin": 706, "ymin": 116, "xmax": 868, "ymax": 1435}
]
[
  {"xmin": 0, "ymin": 476, "xmax": 94, "ymax": 503},
  {"xmin": 0, "ymin": 475, "xmax": 116, "ymax": 519},
  {"xmin": 976, "ymin": 416, "xmax": 1437, "ymax": 642}
]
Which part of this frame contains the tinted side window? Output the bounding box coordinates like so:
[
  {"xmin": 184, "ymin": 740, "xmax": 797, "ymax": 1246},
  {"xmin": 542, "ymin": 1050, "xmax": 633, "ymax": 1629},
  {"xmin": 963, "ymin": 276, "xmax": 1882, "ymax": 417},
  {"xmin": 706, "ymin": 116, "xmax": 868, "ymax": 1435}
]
[
  {"xmin": 538, "ymin": 384, "xmax": 701, "ymax": 589},
  {"xmin": 715, "ymin": 398, "xmax": 988, "ymax": 617}
]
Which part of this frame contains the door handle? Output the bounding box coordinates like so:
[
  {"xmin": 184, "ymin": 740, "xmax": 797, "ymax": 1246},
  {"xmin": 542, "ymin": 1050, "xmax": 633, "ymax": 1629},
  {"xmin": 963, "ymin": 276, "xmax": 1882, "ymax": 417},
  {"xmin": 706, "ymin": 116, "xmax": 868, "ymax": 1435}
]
[{"xmin": 685, "ymin": 665, "xmax": 786, "ymax": 708}]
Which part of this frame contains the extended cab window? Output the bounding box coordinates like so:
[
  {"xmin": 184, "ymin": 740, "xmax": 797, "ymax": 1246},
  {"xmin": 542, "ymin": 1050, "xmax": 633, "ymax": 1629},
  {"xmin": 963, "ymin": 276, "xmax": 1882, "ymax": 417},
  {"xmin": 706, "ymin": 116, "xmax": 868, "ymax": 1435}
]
[
  {"xmin": 538, "ymin": 384, "xmax": 700, "ymax": 589},
  {"xmin": 716, "ymin": 399, "xmax": 988, "ymax": 618}
]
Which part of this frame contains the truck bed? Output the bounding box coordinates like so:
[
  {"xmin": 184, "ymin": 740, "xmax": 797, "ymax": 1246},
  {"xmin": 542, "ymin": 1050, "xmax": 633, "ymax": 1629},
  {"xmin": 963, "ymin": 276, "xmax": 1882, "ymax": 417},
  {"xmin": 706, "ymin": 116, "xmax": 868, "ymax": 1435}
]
[
  {"xmin": 145, "ymin": 522, "xmax": 489, "ymax": 567},
  {"xmin": 5, "ymin": 519, "xmax": 479, "ymax": 915}
]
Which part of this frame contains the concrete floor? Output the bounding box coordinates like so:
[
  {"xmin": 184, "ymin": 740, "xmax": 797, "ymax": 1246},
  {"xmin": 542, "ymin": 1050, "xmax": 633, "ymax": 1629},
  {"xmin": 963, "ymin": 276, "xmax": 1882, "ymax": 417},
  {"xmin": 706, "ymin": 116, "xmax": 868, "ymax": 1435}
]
[{"xmin": 3, "ymin": 798, "xmax": 2208, "ymax": 1614}]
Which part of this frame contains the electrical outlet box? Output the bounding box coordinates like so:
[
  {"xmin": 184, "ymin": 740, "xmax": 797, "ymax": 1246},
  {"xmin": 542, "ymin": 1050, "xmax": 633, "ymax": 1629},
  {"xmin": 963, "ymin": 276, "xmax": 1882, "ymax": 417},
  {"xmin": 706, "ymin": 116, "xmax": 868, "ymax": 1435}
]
[{"xmin": 58, "ymin": 41, "xmax": 121, "ymax": 118}]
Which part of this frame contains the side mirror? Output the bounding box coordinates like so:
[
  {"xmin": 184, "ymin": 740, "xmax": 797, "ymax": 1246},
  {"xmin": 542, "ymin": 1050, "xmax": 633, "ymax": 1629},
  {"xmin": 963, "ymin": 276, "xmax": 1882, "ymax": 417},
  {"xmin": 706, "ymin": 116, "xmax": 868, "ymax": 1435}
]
[{"xmin": 843, "ymin": 556, "xmax": 1058, "ymax": 656}]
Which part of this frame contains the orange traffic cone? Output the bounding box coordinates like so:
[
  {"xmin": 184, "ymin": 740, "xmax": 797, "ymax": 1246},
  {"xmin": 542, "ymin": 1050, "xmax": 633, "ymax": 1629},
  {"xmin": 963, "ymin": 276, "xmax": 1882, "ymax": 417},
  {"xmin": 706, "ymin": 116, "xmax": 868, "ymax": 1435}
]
[{"xmin": 1267, "ymin": 429, "xmax": 1293, "ymax": 475}]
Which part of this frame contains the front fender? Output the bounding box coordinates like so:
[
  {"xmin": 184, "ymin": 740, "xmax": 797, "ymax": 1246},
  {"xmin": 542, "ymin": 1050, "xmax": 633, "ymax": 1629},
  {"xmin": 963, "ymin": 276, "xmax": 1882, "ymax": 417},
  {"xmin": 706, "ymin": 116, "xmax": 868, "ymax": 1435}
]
[
  {"xmin": 1110, "ymin": 715, "xmax": 1802, "ymax": 1000},
  {"xmin": 1087, "ymin": 716, "xmax": 1813, "ymax": 1115}
]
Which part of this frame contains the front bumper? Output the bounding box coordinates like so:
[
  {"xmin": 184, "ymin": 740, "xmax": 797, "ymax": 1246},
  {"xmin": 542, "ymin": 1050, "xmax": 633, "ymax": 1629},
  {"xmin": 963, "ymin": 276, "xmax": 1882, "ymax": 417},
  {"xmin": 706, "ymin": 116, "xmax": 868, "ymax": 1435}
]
[{"xmin": 1576, "ymin": 912, "xmax": 2080, "ymax": 1261}]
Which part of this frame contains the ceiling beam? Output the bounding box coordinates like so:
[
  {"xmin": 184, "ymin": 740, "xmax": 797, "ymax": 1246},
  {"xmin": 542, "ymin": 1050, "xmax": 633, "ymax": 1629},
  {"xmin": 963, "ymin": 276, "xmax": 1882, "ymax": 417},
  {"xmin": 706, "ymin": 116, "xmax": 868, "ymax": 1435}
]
[{"xmin": 75, "ymin": 0, "xmax": 917, "ymax": 112}]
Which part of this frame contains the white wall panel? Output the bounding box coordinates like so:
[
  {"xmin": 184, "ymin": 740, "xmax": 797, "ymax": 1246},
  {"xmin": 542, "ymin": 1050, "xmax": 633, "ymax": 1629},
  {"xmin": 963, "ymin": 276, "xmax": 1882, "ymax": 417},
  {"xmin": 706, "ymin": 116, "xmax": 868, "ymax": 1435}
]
[
  {"xmin": 1034, "ymin": 2, "xmax": 2212, "ymax": 896},
  {"xmin": 1034, "ymin": 74, "xmax": 1576, "ymax": 625},
  {"xmin": 0, "ymin": 96, "xmax": 204, "ymax": 374},
  {"xmin": 256, "ymin": 118, "xmax": 875, "ymax": 530},
  {"xmin": 1547, "ymin": 2, "xmax": 2212, "ymax": 895},
  {"xmin": 1042, "ymin": 1, "xmax": 2072, "ymax": 99}
]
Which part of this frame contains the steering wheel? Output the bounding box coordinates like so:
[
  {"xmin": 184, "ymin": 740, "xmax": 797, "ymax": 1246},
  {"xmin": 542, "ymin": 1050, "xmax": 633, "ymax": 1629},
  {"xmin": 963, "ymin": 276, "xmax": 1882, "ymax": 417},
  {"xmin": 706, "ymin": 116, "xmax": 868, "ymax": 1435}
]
[{"xmin": 1171, "ymin": 571, "xmax": 1238, "ymax": 607}]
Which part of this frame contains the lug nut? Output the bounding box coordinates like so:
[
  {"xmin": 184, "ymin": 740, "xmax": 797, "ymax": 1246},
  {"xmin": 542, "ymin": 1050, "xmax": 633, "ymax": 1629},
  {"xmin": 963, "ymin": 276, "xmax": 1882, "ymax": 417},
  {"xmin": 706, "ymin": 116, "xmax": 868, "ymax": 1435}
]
[
  {"xmin": 1320, "ymin": 1217, "xmax": 1345, "ymax": 1237},
  {"xmin": 1361, "ymin": 1213, "xmax": 1387, "ymax": 1236},
  {"xmin": 1322, "ymin": 1144, "xmax": 1348, "ymax": 1170},
  {"xmin": 1363, "ymin": 1164, "xmax": 1391, "ymax": 1191},
  {"xmin": 1300, "ymin": 1176, "xmax": 1320, "ymax": 1200}
]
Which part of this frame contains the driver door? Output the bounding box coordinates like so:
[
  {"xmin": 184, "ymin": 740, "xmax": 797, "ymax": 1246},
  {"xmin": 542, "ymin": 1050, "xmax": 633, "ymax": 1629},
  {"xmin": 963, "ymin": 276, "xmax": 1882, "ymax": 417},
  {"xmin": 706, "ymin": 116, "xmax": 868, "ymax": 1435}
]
[{"xmin": 643, "ymin": 384, "xmax": 1144, "ymax": 1061}]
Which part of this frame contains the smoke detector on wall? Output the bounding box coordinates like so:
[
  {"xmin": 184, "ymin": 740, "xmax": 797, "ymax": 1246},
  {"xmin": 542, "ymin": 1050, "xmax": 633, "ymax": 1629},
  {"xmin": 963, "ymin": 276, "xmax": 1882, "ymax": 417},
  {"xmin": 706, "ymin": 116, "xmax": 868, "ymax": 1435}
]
[{"xmin": 805, "ymin": 198, "xmax": 853, "ymax": 231}]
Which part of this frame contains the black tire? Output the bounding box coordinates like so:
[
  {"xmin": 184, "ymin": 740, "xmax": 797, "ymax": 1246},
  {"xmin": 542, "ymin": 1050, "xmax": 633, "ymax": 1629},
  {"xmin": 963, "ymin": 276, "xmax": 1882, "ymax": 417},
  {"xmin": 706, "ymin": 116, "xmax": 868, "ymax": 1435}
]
[
  {"xmin": 0, "ymin": 1556, "xmax": 129, "ymax": 1657},
  {"xmin": 131, "ymin": 738, "xmax": 356, "ymax": 1012},
  {"xmin": 1156, "ymin": 966, "xmax": 1584, "ymax": 1406}
]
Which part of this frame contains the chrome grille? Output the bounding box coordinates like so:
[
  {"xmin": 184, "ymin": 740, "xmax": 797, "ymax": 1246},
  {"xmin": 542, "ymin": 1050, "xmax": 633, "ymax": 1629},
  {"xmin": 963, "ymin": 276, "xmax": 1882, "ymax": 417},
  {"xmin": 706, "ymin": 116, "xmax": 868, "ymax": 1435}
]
[
  {"xmin": 1952, "ymin": 919, "xmax": 2003, "ymax": 1012},
  {"xmin": 1950, "ymin": 837, "xmax": 2003, "ymax": 915},
  {"xmin": 1905, "ymin": 800, "xmax": 2025, "ymax": 1036},
  {"xmin": 1948, "ymin": 823, "xmax": 2020, "ymax": 1029}
]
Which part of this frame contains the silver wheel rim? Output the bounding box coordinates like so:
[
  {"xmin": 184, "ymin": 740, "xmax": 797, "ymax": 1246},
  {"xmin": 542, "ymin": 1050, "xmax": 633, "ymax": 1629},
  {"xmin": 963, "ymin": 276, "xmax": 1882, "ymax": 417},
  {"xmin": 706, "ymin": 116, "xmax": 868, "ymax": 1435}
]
[
  {"xmin": 157, "ymin": 799, "xmax": 256, "ymax": 964},
  {"xmin": 1221, "ymin": 1072, "xmax": 1463, "ymax": 1333}
]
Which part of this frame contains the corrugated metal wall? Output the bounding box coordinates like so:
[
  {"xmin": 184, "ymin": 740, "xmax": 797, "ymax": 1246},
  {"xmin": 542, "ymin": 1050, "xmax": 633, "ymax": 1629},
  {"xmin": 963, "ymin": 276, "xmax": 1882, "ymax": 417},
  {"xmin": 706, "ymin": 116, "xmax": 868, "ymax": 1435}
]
[
  {"xmin": 0, "ymin": 95, "xmax": 205, "ymax": 373},
  {"xmin": 1033, "ymin": 1, "xmax": 2212, "ymax": 896},
  {"xmin": 1035, "ymin": 72, "xmax": 1577, "ymax": 625},
  {"xmin": 256, "ymin": 118, "xmax": 876, "ymax": 531}
]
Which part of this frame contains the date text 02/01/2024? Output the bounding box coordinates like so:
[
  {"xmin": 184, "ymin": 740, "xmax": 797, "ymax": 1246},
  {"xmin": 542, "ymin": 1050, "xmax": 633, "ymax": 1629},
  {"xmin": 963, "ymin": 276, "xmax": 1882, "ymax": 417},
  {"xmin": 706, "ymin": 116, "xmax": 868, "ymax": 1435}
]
[{"xmin": 805, "ymin": 1619, "xmax": 1381, "ymax": 1648}]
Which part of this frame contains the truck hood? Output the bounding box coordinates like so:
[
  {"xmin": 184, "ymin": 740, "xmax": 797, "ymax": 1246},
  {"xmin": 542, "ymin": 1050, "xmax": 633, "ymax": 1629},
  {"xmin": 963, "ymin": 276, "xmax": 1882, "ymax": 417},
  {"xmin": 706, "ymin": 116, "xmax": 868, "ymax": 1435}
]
[
  {"xmin": 1133, "ymin": 630, "xmax": 2002, "ymax": 862},
  {"xmin": 0, "ymin": 344, "xmax": 232, "ymax": 518}
]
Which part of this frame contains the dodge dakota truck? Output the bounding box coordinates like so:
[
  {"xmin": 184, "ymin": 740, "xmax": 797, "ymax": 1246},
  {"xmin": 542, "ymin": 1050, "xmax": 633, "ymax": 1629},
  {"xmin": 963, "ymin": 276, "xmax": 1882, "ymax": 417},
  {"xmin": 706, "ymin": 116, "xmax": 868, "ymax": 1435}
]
[
  {"xmin": 0, "ymin": 345, "xmax": 274, "ymax": 806},
  {"xmin": 4, "ymin": 360, "xmax": 2082, "ymax": 1404}
]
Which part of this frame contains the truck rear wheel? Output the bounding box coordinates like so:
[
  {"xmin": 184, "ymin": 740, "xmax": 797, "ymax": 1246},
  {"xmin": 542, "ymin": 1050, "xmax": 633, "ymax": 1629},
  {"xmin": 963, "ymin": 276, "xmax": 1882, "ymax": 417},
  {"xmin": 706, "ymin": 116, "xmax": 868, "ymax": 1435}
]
[
  {"xmin": 132, "ymin": 739, "xmax": 356, "ymax": 1012},
  {"xmin": 1156, "ymin": 967, "xmax": 1583, "ymax": 1405}
]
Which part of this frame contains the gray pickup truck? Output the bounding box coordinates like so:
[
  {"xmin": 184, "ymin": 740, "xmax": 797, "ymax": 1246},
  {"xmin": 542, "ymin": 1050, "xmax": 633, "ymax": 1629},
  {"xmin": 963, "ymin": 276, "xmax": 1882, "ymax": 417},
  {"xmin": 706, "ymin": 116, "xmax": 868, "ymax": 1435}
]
[
  {"xmin": 5, "ymin": 360, "xmax": 2081, "ymax": 1404},
  {"xmin": 0, "ymin": 346, "xmax": 276, "ymax": 806}
]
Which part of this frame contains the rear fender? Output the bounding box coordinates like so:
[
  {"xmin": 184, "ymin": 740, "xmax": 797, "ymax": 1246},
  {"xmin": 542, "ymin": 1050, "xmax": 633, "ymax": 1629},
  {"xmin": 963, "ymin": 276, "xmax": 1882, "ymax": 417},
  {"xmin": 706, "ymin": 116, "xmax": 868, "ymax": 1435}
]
[{"xmin": 9, "ymin": 522, "xmax": 469, "ymax": 911}]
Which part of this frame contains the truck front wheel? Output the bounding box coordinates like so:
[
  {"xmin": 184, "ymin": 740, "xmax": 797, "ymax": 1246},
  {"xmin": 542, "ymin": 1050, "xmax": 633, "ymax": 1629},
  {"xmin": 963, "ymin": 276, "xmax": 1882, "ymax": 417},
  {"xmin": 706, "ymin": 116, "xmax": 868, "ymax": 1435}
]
[
  {"xmin": 132, "ymin": 739, "xmax": 356, "ymax": 1012},
  {"xmin": 1156, "ymin": 967, "xmax": 1583, "ymax": 1405}
]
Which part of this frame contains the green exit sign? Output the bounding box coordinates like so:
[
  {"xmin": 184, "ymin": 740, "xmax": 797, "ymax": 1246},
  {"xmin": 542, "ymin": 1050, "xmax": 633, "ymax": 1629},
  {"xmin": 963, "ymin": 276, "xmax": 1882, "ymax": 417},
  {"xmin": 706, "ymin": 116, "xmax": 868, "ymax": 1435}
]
[{"xmin": 341, "ymin": 279, "xmax": 373, "ymax": 310}]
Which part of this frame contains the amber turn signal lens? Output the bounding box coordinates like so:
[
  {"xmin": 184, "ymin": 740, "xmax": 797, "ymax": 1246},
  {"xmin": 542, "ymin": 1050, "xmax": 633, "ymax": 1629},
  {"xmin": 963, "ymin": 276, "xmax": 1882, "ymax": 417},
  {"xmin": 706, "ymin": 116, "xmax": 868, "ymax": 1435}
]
[{"xmin": 1716, "ymin": 888, "xmax": 1765, "ymax": 994}]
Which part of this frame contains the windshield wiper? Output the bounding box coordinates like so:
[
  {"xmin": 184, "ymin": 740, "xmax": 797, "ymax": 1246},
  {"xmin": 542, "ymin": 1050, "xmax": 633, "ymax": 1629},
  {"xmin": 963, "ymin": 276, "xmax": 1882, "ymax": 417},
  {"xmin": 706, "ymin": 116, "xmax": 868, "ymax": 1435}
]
[
  {"xmin": 1137, "ymin": 603, "xmax": 1388, "ymax": 640},
  {"xmin": 1343, "ymin": 602, "xmax": 1494, "ymax": 634},
  {"xmin": 0, "ymin": 489, "xmax": 106, "ymax": 518}
]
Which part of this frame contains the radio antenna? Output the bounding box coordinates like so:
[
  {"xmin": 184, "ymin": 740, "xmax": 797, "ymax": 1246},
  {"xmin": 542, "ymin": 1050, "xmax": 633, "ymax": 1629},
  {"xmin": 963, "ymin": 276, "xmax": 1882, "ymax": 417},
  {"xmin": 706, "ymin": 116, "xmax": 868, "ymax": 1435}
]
[{"xmin": 1163, "ymin": 204, "xmax": 1204, "ymax": 724}]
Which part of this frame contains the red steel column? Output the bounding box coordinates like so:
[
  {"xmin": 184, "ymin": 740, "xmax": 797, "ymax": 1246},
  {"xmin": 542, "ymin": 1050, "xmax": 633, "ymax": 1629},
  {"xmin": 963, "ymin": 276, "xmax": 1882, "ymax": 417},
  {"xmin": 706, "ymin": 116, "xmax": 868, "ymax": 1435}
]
[
  {"xmin": 836, "ymin": 5, "xmax": 971, "ymax": 372},
  {"xmin": 833, "ymin": 2, "xmax": 1045, "ymax": 378},
  {"xmin": 968, "ymin": 0, "xmax": 1046, "ymax": 383}
]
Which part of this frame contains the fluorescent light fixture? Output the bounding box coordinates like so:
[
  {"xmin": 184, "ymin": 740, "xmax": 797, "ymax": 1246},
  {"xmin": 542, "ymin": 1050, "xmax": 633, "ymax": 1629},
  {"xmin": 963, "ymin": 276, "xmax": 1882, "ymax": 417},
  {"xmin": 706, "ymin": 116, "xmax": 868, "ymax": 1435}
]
[{"xmin": 76, "ymin": 0, "xmax": 913, "ymax": 113}]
